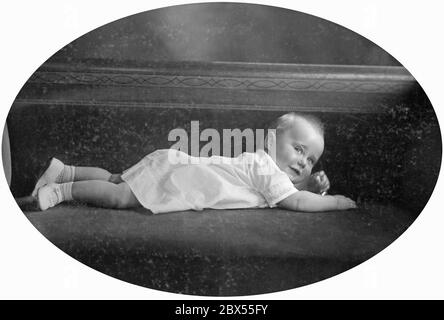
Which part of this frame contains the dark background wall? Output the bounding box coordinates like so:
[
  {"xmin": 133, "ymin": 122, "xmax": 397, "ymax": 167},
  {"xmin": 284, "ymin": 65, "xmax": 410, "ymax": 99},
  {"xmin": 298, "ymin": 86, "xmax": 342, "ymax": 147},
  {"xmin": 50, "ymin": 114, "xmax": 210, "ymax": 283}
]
[{"xmin": 49, "ymin": 3, "xmax": 400, "ymax": 65}]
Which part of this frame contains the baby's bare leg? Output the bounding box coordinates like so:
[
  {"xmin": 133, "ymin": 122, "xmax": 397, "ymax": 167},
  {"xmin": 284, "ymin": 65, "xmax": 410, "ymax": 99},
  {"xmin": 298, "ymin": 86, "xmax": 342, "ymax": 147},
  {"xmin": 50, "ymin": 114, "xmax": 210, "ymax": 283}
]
[
  {"xmin": 72, "ymin": 181, "xmax": 140, "ymax": 208},
  {"xmin": 75, "ymin": 167, "xmax": 123, "ymax": 184},
  {"xmin": 74, "ymin": 166, "xmax": 113, "ymax": 181}
]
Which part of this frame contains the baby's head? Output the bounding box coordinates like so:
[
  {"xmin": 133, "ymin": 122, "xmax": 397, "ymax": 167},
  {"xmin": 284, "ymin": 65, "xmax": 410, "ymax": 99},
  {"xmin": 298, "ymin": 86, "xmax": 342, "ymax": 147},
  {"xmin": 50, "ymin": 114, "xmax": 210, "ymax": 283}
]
[{"xmin": 266, "ymin": 112, "xmax": 325, "ymax": 184}]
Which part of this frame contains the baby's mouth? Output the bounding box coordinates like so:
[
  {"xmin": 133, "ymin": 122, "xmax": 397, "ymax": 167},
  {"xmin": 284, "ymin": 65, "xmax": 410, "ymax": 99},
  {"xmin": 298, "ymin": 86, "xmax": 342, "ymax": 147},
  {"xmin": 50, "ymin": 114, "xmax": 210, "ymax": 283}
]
[{"xmin": 289, "ymin": 166, "xmax": 301, "ymax": 176}]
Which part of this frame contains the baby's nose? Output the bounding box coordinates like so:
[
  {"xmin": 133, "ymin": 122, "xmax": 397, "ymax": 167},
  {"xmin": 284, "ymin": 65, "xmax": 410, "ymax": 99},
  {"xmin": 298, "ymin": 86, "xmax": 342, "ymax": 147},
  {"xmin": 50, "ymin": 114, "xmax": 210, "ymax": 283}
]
[{"xmin": 297, "ymin": 158, "xmax": 306, "ymax": 168}]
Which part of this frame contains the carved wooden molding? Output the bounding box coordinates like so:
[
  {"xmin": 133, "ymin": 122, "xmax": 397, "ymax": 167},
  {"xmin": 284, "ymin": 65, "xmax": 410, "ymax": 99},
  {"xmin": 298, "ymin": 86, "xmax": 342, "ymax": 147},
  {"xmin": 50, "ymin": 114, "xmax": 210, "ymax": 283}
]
[
  {"xmin": 15, "ymin": 61, "xmax": 420, "ymax": 113},
  {"xmin": 30, "ymin": 62, "xmax": 414, "ymax": 93}
]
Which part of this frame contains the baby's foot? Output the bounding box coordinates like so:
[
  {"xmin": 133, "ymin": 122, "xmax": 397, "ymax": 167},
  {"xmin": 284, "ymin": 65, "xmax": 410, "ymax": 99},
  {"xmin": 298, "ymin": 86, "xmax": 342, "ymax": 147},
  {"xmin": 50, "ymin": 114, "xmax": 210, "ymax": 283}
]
[
  {"xmin": 37, "ymin": 183, "xmax": 64, "ymax": 211},
  {"xmin": 31, "ymin": 158, "xmax": 64, "ymax": 197}
]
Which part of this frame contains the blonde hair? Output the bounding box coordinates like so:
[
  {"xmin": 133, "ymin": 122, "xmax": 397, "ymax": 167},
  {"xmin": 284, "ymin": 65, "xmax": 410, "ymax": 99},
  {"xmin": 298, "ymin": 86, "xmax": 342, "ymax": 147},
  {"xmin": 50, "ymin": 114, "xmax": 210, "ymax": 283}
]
[{"xmin": 269, "ymin": 112, "xmax": 325, "ymax": 137}]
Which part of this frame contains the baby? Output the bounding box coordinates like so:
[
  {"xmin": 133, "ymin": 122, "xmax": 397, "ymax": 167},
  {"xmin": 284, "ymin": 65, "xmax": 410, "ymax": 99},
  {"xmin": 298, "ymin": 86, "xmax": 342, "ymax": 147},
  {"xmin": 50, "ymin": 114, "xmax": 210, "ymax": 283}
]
[{"xmin": 33, "ymin": 112, "xmax": 356, "ymax": 213}]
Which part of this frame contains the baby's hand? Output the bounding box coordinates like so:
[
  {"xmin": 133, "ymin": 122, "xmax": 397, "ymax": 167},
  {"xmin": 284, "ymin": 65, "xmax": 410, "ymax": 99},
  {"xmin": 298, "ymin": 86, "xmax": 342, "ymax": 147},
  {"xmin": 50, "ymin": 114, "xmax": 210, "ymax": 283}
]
[
  {"xmin": 332, "ymin": 195, "xmax": 357, "ymax": 210},
  {"xmin": 307, "ymin": 171, "xmax": 330, "ymax": 195}
]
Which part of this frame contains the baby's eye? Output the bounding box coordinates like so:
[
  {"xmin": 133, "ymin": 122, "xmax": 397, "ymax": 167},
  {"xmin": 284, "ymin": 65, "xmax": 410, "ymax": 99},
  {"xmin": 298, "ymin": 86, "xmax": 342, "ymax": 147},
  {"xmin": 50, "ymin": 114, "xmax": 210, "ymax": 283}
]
[
  {"xmin": 307, "ymin": 158, "xmax": 314, "ymax": 165},
  {"xmin": 294, "ymin": 146, "xmax": 303, "ymax": 153}
]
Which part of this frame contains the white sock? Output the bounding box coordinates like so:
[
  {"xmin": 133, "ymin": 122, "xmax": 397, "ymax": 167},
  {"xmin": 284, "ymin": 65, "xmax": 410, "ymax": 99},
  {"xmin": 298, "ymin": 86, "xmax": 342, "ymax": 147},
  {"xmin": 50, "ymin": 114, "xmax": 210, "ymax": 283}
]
[
  {"xmin": 57, "ymin": 165, "xmax": 76, "ymax": 183},
  {"xmin": 59, "ymin": 182, "xmax": 73, "ymax": 202}
]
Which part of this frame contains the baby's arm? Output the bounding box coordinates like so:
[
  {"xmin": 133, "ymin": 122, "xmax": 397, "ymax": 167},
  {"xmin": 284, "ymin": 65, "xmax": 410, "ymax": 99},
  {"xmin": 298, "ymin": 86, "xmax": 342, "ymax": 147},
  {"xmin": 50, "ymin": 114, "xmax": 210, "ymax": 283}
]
[{"xmin": 278, "ymin": 191, "xmax": 356, "ymax": 212}]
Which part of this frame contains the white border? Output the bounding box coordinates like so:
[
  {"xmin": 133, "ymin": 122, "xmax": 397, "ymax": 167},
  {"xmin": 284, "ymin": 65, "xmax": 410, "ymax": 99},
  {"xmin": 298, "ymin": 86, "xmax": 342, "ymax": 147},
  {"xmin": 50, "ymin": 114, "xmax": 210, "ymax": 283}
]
[{"xmin": 1, "ymin": 0, "xmax": 443, "ymax": 299}]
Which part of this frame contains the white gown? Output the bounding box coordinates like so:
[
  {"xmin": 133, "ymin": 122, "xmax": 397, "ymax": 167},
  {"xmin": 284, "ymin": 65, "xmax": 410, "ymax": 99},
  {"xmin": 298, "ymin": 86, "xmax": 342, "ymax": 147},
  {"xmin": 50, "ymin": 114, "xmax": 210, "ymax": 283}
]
[{"xmin": 121, "ymin": 149, "xmax": 297, "ymax": 214}]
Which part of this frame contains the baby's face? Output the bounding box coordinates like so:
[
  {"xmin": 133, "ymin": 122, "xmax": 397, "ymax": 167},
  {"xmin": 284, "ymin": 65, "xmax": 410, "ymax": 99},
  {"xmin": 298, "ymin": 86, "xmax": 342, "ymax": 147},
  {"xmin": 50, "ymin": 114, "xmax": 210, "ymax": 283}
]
[{"xmin": 274, "ymin": 118, "xmax": 324, "ymax": 184}]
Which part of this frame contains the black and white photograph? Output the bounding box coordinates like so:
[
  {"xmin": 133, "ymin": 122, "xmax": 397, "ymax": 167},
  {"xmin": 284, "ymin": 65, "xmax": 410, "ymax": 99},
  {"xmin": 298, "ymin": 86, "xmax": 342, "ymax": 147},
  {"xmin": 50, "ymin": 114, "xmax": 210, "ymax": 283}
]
[{"xmin": 1, "ymin": 1, "xmax": 443, "ymax": 300}]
